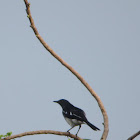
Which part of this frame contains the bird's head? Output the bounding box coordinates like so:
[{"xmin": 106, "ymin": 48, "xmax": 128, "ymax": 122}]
[{"xmin": 53, "ymin": 99, "xmax": 72, "ymax": 108}]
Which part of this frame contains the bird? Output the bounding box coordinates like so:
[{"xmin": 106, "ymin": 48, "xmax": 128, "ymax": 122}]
[{"xmin": 54, "ymin": 99, "xmax": 100, "ymax": 135}]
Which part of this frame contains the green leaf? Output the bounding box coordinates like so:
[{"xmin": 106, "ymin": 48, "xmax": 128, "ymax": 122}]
[
  {"xmin": 7, "ymin": 132, "xmax": 12, "ymax": 136},
  {"xmin": 0, "ymin": 135, "xmax": 4, "ymax": 139}
]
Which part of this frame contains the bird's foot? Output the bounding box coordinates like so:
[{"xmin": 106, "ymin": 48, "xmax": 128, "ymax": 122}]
[
  {"xmin": 67, "ymin": 131, "xmax": 70, "ymax": 134},
  {"xmin": 67, "ymin": 130, "xmax": 71, "ymax": 137},
  {"xmin": 75, "ymin": 133, "xmax": 79, "ymax": 137}
]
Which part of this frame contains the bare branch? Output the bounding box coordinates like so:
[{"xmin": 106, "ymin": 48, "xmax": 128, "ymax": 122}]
[
  {"xmin": 23, "ymin": 0, "xmax": 109, "ymax": 139},
  {"xmin": 0, "ymin": 130, "xmax": 82, "ymax": 140},
  {"xmin": 127, "ymin": 130, "xmax": 140, "ymax": 140}
]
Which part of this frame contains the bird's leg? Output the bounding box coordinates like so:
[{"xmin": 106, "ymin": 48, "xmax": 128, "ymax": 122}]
[
  {"xmin": 66, "ymin": 126, "xmax": 75, "ymax": 138},
  {"xmin": 67, "ymin": 126, "xmax": 75, "ymax": 133},
  {"xmin": 76, "ymin": 125, "xmax": 81, "ymax": 136}
]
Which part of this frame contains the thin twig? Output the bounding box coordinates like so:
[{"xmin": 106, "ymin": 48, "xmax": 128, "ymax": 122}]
[
  {"xmin": 23, "ymin": 0, "xmax": 109, "ymax": 139},
  {"xmin": 127, "ymin": 130, "xmax": 140, "ymax": 140},
  {"xmin": 0, "ymin": 130, "xmax": 82, "ymax": 140}
]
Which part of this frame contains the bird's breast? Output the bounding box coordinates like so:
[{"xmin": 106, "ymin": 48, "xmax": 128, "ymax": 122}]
[{"xmin": 64, "ymin": 117, "xmax": 84, "ymax": 127}]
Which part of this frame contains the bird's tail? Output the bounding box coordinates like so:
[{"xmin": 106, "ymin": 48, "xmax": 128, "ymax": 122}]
[{"xmin": 85, "ymin": 120, "xmax": 100, "ymax": 131}]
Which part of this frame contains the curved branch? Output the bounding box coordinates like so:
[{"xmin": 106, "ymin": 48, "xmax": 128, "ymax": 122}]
[
  {"xmin": 127, "ymin": 130, "xmax": 140, "ymax": 140},
  {"xmin": 23, "ymin": 0, "xmax": 109, "ymax": 139},
  {"xmin": 0, "ymin": 130, "xmax": 82, "ymax": 140}
]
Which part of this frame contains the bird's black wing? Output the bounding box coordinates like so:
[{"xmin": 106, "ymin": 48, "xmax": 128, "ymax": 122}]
[{"xmin": 63, "ymin": 106, "xmax": 87, "ymax": 122}]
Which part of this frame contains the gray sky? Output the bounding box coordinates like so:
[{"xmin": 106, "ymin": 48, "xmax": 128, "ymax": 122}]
[{"xmin": 0, "ymin": 0, "xmax": 140, "ymax": 140}]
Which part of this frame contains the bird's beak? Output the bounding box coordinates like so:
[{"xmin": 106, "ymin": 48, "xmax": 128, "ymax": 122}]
[{"xmin": 53, "ymin": 100, "xmax": 58, "ymax": 103}]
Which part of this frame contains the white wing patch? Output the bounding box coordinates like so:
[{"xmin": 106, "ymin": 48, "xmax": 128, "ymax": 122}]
[
  {"xmin": 70, "ymin": 112, "xmax": 73, "ymax": 115},
  {"xmin": 63, "ymin": 110, "xmax": 67, "ymax": 114},
  {"xmin": 73, "ymin": 113, "xmax": 82, "ymax": 119}
]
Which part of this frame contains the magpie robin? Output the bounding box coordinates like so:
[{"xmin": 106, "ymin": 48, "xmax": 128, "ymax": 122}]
[{"xmin": 54, "ymin": 99, "xmax": 100, "ymax": 135}]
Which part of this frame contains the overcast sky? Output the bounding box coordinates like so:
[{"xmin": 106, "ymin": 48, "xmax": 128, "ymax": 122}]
[{"xmin": 0, "ymin": 1, "xmax": 140, "ymax": 140}]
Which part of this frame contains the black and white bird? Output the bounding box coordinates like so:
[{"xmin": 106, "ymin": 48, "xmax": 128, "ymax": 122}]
[{"xmin": 54, "ymin": 99, "xmax": 100, "ymax": 135}]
